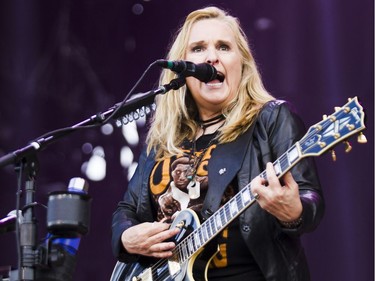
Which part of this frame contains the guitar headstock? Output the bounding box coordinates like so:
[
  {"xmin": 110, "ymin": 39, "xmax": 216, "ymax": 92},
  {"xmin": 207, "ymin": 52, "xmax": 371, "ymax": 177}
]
[{"xmin": 299, "ymin": 97, "xmax": 366, "ymax": 159}]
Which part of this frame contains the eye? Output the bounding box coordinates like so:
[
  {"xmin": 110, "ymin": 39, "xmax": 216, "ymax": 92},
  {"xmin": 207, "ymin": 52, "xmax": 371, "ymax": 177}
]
[
  {"xmin": 218, "ymin": 44, "xmax": 230, "ymax": 51},
  {"xmin": 192, "ymin": 45, "xmax": 204, "ymax": 53}
]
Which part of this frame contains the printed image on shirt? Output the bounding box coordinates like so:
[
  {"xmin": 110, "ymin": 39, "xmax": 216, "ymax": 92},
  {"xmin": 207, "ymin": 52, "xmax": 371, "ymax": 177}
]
[
  {"xmin": 158, "ymin": 156, "xmax": 194, "ymax": 218},
  {"xmin": 150, "ymin": 143, "xmax": 216, "ymax": 222}
]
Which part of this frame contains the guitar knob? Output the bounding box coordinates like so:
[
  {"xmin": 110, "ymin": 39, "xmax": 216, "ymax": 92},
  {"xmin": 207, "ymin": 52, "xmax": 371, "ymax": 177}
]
[
  {"xmin": 357, "ymin": 132, "xmax": 367, "ymax": 144},
  {"xmin": 330, "ymin": 149, "xmax": 337, "ymax": 161}
]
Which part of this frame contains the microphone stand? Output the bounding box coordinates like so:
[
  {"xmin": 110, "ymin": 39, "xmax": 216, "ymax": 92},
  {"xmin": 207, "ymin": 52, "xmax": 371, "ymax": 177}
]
[
  {"xmin": 0, "ymin": 76, "xmax": 185, "ymax": 169},
  {"xmin": 0, "ymin": 76, "xmax": 185, "ymax": 281}
]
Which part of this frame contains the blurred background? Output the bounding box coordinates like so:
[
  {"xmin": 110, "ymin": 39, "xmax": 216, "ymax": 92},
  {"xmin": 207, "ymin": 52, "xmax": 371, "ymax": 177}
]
[{"xmin": 0, "ymin": 0, "xmax": 373, "ymax": 280}]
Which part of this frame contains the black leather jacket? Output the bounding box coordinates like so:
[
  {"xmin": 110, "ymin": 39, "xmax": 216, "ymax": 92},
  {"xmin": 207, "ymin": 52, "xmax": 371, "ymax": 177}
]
[{"xmin": 112, "ymin": 100, "xmax": 325, "ymax": 281}]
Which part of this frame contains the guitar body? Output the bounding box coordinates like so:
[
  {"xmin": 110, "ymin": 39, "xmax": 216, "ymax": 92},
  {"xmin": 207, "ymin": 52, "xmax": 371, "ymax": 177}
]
[{"xmin": 110, "ymin": 209, "xmax": 214, "ymax": 281}]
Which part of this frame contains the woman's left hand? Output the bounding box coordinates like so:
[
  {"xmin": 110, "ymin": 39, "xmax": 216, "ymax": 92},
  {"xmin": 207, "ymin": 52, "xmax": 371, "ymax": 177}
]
[{"xmin": 250, "ymin": 162, "xmax": 303, "ymax": 222}]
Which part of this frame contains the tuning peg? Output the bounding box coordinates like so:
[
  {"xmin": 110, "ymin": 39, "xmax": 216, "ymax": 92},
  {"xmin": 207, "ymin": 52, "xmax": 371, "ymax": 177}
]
[
  {"xmin": 330, "ymin": 149, "xmax": 337, "ymax": 161},
  {"xmin": 322, "ymin": 114, "xmax": 328, "ymax": 120},
  {"xmin": 357, "ymin": 132, "xmax": 367, "ymax": 144},
  {"xmin": 334, "ymin": 106, "xmax": 341, "ymax": 112},
  {"xmin": 343, "ymin": 141, "xmax": 352, "ymax": 153}
]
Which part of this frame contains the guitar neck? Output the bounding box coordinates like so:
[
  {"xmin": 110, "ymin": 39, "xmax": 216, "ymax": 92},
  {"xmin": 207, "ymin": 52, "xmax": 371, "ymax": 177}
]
[
  {"xmin": 260, "ymin": 142, "xmax": 301, "ymax": 180},
  {"xmin": 174, "ymin": 142, "xmax": 302, "ymax": 263}
]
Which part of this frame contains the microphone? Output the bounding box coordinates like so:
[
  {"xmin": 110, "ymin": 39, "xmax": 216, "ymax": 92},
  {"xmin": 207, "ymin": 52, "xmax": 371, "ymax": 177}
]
[{"xmin": 156, "ymin": 60, "xmax": 217, "ymax": 83}]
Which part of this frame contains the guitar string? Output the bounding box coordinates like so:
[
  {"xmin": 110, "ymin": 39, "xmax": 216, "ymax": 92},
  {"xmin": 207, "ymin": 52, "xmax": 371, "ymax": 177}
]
[{"xmin": 145, "ymin": 108, "xmax": 352, "ymax": 280}]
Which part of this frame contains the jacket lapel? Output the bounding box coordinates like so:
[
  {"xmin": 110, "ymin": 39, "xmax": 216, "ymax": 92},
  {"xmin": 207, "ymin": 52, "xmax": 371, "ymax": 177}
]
[{"xmin": 201, "ymin": 124, "xmax": 256, "ymax": 220}]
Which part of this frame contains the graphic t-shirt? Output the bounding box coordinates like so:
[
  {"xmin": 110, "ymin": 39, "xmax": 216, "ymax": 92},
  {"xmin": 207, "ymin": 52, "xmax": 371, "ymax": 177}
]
[{"xmin": 149, "ymin": 133, "xmax": 265, "ymax": 280}]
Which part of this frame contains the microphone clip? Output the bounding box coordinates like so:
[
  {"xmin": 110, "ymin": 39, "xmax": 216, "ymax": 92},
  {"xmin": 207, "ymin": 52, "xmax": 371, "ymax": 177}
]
[{"xmin": 161, "ymin": 76, "xmax": 186, "ymax": 93}]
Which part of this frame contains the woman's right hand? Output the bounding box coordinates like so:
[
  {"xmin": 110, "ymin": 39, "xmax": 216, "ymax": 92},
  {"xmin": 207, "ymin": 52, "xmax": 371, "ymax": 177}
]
[{"xmin": 121, "ymin": 221, "xmax": 180, "ymax": 258}]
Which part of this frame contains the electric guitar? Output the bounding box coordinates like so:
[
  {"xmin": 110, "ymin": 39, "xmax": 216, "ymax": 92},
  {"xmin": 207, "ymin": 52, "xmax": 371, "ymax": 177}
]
[{"xmin": 110, "ymin": 97, "xmax": 366, "ymax": 281}]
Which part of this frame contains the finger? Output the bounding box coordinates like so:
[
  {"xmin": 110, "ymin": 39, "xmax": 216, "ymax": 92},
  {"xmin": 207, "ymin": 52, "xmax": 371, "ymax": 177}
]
[
  {"xmin": 150, "ymin": 247, "xmax": 175, "ymax": 259},
  {"xmin": 148, "ymin": 231, "xmax": 180, "ymax": 258},
  {"xmin": 150, "ymin": 240, "xmax": 176, "ymax": 253},
  {"xmin": 265, "ymin": 162, "xmax": 279, "ymax": 187},
  {"xmin": 282, "ymin": 171, "xmax": 297, "ymax": 189},
  {"xmin": 147, "ymin": 221, "xmax": 170, "ymax": 235},
  {"xmin": 149, "ymin": 225, "xmax": 180, "ymax": 245},
  {"xmin": 250, "ymin": 175, "xmax": 264, "ymax": 194}
]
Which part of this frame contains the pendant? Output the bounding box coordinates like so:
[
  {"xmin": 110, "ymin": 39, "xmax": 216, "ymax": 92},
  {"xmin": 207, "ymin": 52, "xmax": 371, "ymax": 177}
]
[{"xmin": 187, "ymin": 180, "xmax": 200, "ymax": 199}]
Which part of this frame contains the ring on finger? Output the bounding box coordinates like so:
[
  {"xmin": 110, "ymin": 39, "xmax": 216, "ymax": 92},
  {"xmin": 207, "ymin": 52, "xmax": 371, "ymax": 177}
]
[{"xmin": 254, "ymin": 193, "xmax": 260, "ymax": 200}]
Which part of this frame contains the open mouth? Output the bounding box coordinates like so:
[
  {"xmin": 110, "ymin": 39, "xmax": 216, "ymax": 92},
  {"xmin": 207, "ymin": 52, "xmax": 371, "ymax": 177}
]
[{"xmin": 216, "ymin": 72, "xmax": 225, "ymax": 82}]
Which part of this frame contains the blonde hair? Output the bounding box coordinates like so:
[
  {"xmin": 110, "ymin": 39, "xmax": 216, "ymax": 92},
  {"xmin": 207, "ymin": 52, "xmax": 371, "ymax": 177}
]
[{"xmin": 147, "ymin": 6, "xmax": 274, "ymax": 159}]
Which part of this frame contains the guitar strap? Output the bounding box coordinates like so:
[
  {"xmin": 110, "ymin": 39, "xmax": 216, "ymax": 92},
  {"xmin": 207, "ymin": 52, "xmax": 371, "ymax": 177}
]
[{"xmin": 201, "ymin": 118, "xmax": 258, "ymax": 221}]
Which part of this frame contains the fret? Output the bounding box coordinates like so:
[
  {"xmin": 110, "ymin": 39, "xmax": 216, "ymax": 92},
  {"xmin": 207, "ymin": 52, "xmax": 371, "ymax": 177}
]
[
  {"xmin": 178, "ymin": 241, "xmax": 185, "ymax": 261},
  {"xmin": 206, "ymin": 220, "xmax": 212, "ymax": 237},
  {"xmin": 287, "ymin": 145, "xmax": 299, "ymax": 164},
  {"xmin": 193, "ymin": 236, "xmax": 199, "ymax": 251},
  {"xmin": 210, "ymin": 217, "xmax": 217, "ymax": 233},
  {"xmin": 228, "ymin": 203, "xmax": 233, "ymax": 219},
  {"xmin": 241, "ymin": 186, "xmax": 251, "ymax": 205},
  {"xmin": 177, "ymin": 247, "xmax": 186, "ymax": 262},
  {"xmin": 215, "ymin": 212, "xmax": 222, "ymax": 229},
  {"xmin": 202, "ymin": 224, "xmax": 208, "ymax": 242},
  {"xmin": 219, "ymin": 208, "xmax": 226, "ymax": 226},
  {"xmin": 224, "ymin": 204, "xmax": 231, "ymax": 222},
  {"xmin": 175, "ymin": 246, "xmax": 181, "ymax": 262},
  {"xmin": 236, "ymin": 193, "xmax": 244, "ymax": 210},
  {"xmin": 188, "ymin": 239, "xmax": 194, "ymax": 255},
  {"xmin": 198, "ymin": 228, "xmax": 204, "ymax": 245},
  {"xmin": 274, "ymin": 158, "xmax": 282, "ymax": 176},
  {"xmin": 190, "ymin": 236, "xmax": 196, "ymax": 253},
  {"xmin": 230, "ymin": 198, "xmax": 238, "ymax": 216},
  {"xmin": 211, "ymin": 218, "xmax": 216, "ymax": 234},
  {"xmin": 279, "ymin": 154, "xmax": 289, "ymax": 174},
  {"xmin": 182, "ymin": 242, "xmax": 188, "ymax": 261},
  {"xmin": 220, "ymin": 206, "xmax": 226, "ymax": 225},
  {"xmin": 194, "ymin": 231, "xmax": 201, "ymax": 248}
]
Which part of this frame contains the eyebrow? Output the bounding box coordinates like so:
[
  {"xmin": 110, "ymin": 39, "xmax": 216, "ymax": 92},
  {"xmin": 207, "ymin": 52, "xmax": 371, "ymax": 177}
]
[
  {"xmin": 188, "ymin": 40, "xmax": 205, "ymax": 46},
  {"xmin": 188, "ymin": 39, "xmax": 233, "ymax": 46}
]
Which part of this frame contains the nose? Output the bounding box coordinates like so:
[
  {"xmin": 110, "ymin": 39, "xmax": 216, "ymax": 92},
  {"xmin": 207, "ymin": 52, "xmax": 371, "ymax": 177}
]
[{"xmin": 206, "ymin": 47, "xmax": 219, "ymax": 65}]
